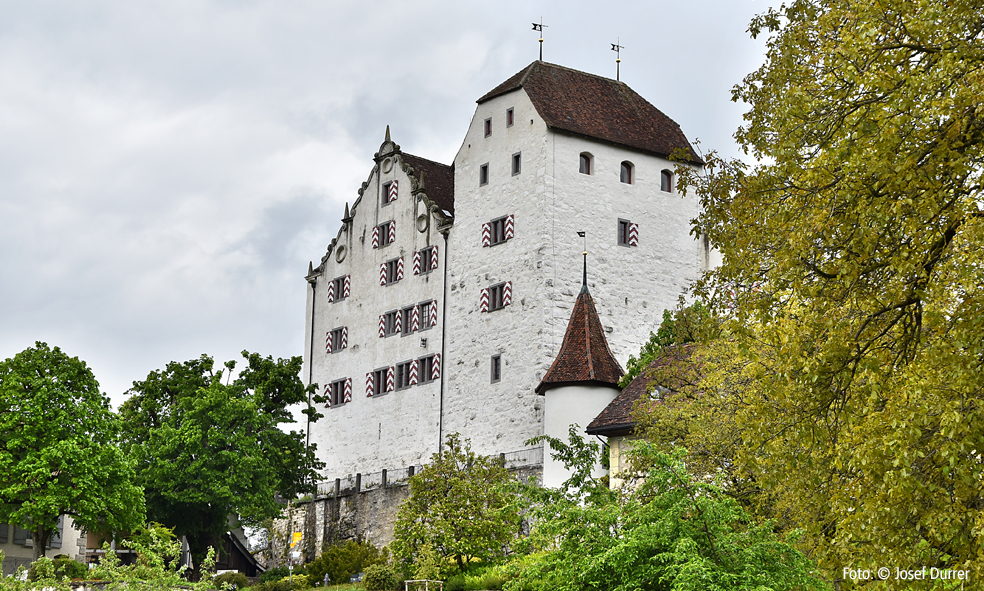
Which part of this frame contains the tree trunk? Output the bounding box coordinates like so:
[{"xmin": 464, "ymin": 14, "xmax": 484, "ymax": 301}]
[{"xmin": 32, "ymin": 524, "xmax": 49, "ymax": 562}]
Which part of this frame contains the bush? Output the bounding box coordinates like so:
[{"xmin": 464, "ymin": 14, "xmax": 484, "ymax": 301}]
[
  {"xmin": 445, "ymin": 574, "xmax": 466, "ymax": 591},
  {"xmin": 260, "ymin": 566, "xmax": 302, "ymax": 583},
  {"xmin": 214, "ymin": 571, "xmax": 251, "ymax": 589},
  {"xmin": 363, "ymin": 564, "xmax": 400, "ymax": 591},
  {"xmin": 305, "ymin": 540, "xmax": 389, "ymax": 587},
  {"xmin": 250, "ymin": 579, "xmax": 306, "ymax": 591},
  {"xmin": 464, "ymin": 573, "xmax": 505, "ymax": 591}
]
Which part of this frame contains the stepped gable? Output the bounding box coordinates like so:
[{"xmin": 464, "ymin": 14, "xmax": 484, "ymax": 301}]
[
  {"xmin": 401, "ymin": 152, "xmax": 455, "ymax": 217},
  {"xmin": 586, "ymin": 344, "xmax": 697, "ymax": 437},
  {"xmin": 536, "ymin": 286, "xmax": 624, "ymax": 394},
  {"xmin": 478, "ymin": 61, "xmax": 702, "ymax": 164}
]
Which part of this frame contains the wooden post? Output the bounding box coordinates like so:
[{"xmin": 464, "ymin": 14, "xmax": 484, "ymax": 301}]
[
  {"xmin": 382, "ymin": 469, "xmax": 388, "ymax": 489},
  {"xmin": 355, "ymin": 473, "xmax": 362, "ymax": 493},
  {"xmin": 334, "ymin": 478, "xmax": 340, "ymax": 498}
]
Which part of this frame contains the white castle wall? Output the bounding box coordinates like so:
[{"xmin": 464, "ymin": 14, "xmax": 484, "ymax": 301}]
[
  {"xmin": 542, "ymin": 384, "xmax": 620, "ymax": 488},
  {"xmin": 306, "ymin": 148, "xmax": 448, "ymax": 478}
]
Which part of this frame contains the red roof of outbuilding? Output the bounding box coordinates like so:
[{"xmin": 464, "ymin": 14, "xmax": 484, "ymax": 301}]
[
  {"xmin": 478, "ymin": 61, "xmax": 702, "ymax": 164},
  {"xmin": 536, "ymin": 286, "xmax": 624, "ymax": 394}
]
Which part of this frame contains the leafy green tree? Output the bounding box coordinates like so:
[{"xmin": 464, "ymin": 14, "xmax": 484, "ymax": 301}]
[
  {"xmin": 684, "ymin": 0, "xmax": 984, "ymax": 581},
  {"xmin": 392, "ymin": 434, "xmax": 520, "ymax": 574},
  {"xmin": 507, "ymin": 440, "xmax": 825, "ymax": 591},
  {"xmin": 620, "ymin": 300, "xmax": 714, "ymax": 388},
  {"xmin": 0, "ymin": 342, "xmax": 145, "ymax": 561},
  {"xmin": 119, "ymin": 352, "xmax": 322, "ymax": 573},
  {"xmin": 305, "ymin": 540, "xmax": 390, "ymax": 587}
]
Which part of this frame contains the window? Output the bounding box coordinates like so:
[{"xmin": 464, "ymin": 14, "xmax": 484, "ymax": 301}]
[
  {"xmin": 329, "ymin": 379, "xmax": 346, "ymax": 407},
  {"xmin": 490, "ymin": 283, "xmax": 506, "ymax": 311},
  {"xmin": 379, "ymin": 221, "xmax": 395, "ymax": 246},
  {"xmin": 512, "ymin": 152, "xmax": 521, "ymax": 176},
  {"xmin": 579, "ymin": 153, "xmax": 592, "ymax": 175},
  {"xmin": 483, "ymin": 215, "xmax": 514, "ymax": 247},
  {"xmin": 620, "ymin": 161, "xmax": 633, "ymax": 184},
  {"xmin": 491, "ymin": 355, "xmax": 501, "ymax": 383},
  {"xmin": 480, "ymin": 163, "xmax": 489, "ymax": 186},
  {"xmin": 618, "ymin": 219, "xmax": 638, "ymax": 247},
  {"xmin": 381, "ymin": 257, "xmax": 403, "ymax": 285},
  {"xmin": 395, "ymin": 361, "xmax": 413, "ymax": 390},
  {"xmin": 418, "ymin": 354, "xmax": 440, "ymax": 383},
  {"xmin": 661, "ymin": 169, "xmax": 673, "ymax": 192},
  {"xmin": 382, "ymin": 181, "xmax": 397, "ymax": 205},
  {"xmin": 506, "ymin": 108, "xmax": 514, "ymax": 127},
  {"xmin": 402, "ymin": 306, "xmax": 416, "ymax": 335},
  {"xmin": 331, "ymin": 276, "xmax": 348, "ymax": 302},
  {"xmin": 383, "ymin": 310, "xmax": 399, "ymax": 336},
  {"xmin": 328, "ymin": 327, "xmax": 347, "ymax": 353},
  {"xmin": 490, "ymin": 217, "xmax": 507, "ymax": 245},
  {"xmin": 418, "ymin": 300, "xmax": 436, "ymax": 330},
  {"xmin": 484, "ymin": 118, "xmax": 492, "ymax": 137},
  {"xmin": 419, "ymin": 246, "xmax": 436, "ymax": 273},
  {"xmin": 373, "ymin": 368, "xmax": 389, "ymax": 395}
]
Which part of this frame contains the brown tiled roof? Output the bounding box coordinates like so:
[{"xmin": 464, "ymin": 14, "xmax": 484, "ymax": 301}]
[
  {"xmin": 401, "ymin": 153, "xmax": 455, "ymax": 216},
  {"xmin": 536, "ymin": 286, "xmax": 624, "ymax": 394},
  {"xmin": 478, "ymin": 61, "xmax": 702, "ymax": 164},
  {"xmin": 586, "ymin": 344, "xmax": 697, "ymax": 437}
]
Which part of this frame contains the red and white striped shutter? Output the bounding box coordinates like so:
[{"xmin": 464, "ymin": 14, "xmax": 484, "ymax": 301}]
[
  {"xmin": 409, "ymin": 359, "xmax": 418, "ymax": 385},
  {"xmin": 325, "ymin": 330, "xmax": 332, "ymax": 354},
  {"xmin": 482, "ymin": 222, "xmax": 491, "ymax": 247},
  {"xmin": 341, "ymin": 326, "xmax": 348, "ymax": 349},
  {"xmin": 429, "ymin": 300, "xmax": 438, "ymax": 326},
  {"xmin": 480, "ymin": 288, "xmax": 489, "ymax": 312},
  {"xmin": 430, "ymin": 245, "xmax": 439, "ymax": 270},
  {"xmin": 413, "ymin": 251, "xmax": 421, "ymax": 275},
  {"xmin": 505, "ymin": 215, "xmax": 514, "ymax": 240},
  {"xmin": 378, "ymin": 315, "xmax": 385, "ymax": 338},
  {"xmin": 388, "ymin": 180, "xmax": 398, "ymax": 202},
  {"xmin": 379, "ymin": 263, "xmax": 387, "ymax": 286},
  {"xmin": 411, "ymin": 305, "xmax": 420, "ymax": 332},
  {"xmin": 388, "ymin": 221, "xmax": 396, "ymax": 244},
  {"xmin": 386, "ymin": 366, "xmax": 395, "ymax": 392},
  {"xmin": 324, "ymin": 383, "xmax": 331, "ymax": 408},
  {"xmin": 366, "ymin": 372, "xmax": 374, "ymax": 397},
  {"xmin": 343, "ymin": 378, "xmax": 352, "ymax": 403},
  {"xmin": 628, "ymin": 223, "xmax": 639, "ymax": 246},
  {"xmin": 372, "ymin": 226, "xmax": 380, "ymax": 249},
  {"xmin": 395, "ymin": 309, "xmax": 402, "ymax": 334},
  {"xmin": 343, "ymin": 275, "xmax": 351, "ymax": 298},
  {"xmin": 503, "ymin": 281, "xmax": 513, "ymax": 307},
  {"xmin": 396, "ymin": 257, "xmax": 404, "ymax": 281},
  {"xmin": 326, "ymin": 280, "xmax": 335, "ymax": 303},
  {"xmin": 431, "ymin": 354, "xmax": 441, "ymax": 380}
]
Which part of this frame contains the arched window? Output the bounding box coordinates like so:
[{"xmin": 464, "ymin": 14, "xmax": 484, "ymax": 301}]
[
  {"xmin": 620, "ymin": 161, "xmax": 633, "ymax": 184},
  {"xmin": 661, "ymin": 169, "xmax": 673, "ymax": 192},
  {"xmin": 579, "ymin": 153, "xmax": 592, "ymax": 175}
]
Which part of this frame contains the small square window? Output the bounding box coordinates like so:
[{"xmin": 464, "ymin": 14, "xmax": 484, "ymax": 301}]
[
  {"xmin": 490, "ymin": 217, "xmax": 507, "ymax": 246},
  {"xmin": 332, "ymin": 276, "xmax": 347, "ymax": 301},
  {"xmin": 512, "ymin": 152, "xmax": 521, "ymax": 176},
  {"xmin": 378, "ymin": 221, "xmax": 394, "ymax": 246},
  {"xmin": 395, "ymin": 361, "xmax": 413, "ymax": 390},
  {"xmin": 329, "ymin": 379, "xmax": 346, "ymax": 407},
  {"xmin": 618, "ymin": 219, "xmax": 631, "ymax": 246},
  {"xmin": 491, "ymin": 355, "xmax": 501, "ymax": 383},
  {"xmin": 373, "ymin": 368, "xmax": 388, "ymax": 395},
  {"xmin": 490, "ymin": 283, "xmax": 506, "ymax": 311},
  {"xmin": 382, "ymin": 181, "xmax": 397, "ymax": 205},
  {"xmin": 480, "ymin": 163, "xmax": 489, "ymax": 186},
  {"xmin": 330, "ymin": 327, "xmax": 346, "ymax": 352},
  {"xmin": 484, "ymin": 118, "xmax": 492, "ymax": 137},
  {"xmin": 506, "ymin": 108, "xmax": 514, "ymax": 127}
]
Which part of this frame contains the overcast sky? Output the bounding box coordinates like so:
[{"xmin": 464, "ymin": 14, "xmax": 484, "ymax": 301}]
[{"xmin": 0, "ymin": 1, "xmax": 774, "ymax": 408}]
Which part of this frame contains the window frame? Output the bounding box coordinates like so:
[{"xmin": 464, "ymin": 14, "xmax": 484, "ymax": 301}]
[
  {"xmin": 372, "ymin": 368, "xmax": 388, "ymax": 396},
  {"xmin": 618, "ymin": 219, "xmax": 631, "ymax": 247},
  {"xmin": 491, "ymin": 355, "xmax": 502, "ymax": 383},
  {"xmin": 401, "ymin": 306, "xmax": 416, "ymax": 336},
  {"xmin": 383, "ymin": 309, "xmax": 399, "ymax": 336},
  {"xmin": 484, "ymin": 118, "xmax": 492, "ymax": 137},
  {"xmin": 418, "ymin": 355, "xmax": 436, "ymax": 384},
  {"xmin": 330, "ymin": 378, "xmax": 346, "ymax": 407},
  {"xmin": 479, "ymin": 163, "xmax": 489, "ymax": 186},
  {"xmin": 378, "ymin": 221, "xmax": 394, "ymax": 247},
  {"xmin": 511, "ymin": 152, "xmax": 521, "ymax": 176},
  {"xmin": 383, "ymin": 258, "xmax": 400, "ymax": 285},
  {"xmin": 330, "ymin": 326, "xmax": 345, "ymax": 352},
  {"xmin": 418, "ymin": 300, "xmax": 434, "ymax": 331},
  {"xmin": 489, "ymin": 216, "xmax": 508, "ymax": 246},
  {"xmin": 332, "ymin": 276, "xmax": 347, "ymax": 301},
  {"xmin": 620, "ymin": 161, "xmax": 634, "ymax": 184},
  {"xmin": 506, "ymin": 108, "xmax": 514, "ymax": 127},
  {"xmin": 579, "ymin": 153, "xmax": 592, "ymax": 175},
  {"xmin": 489, "ymin": 283, "xmax": 506, "ymax": 311},
  {"xmin": 420, "ymin": 246, "xmax": 436, "ymax": 274},
  {"xmin": 395, "ymin": 361, "xmax": 413, "ymax": 390},
  {"xmin": 382, "ymin": 181, "xmax": 396, "ymax": 206},
  {"xmin": 661, "ymin": 169, "xmax": 673, "ymax": 193}
]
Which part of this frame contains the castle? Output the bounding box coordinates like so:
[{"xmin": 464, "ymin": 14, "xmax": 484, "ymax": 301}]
[{"xmin": 303, "ymin": 61, "xmax": 709, "ymax": 481}]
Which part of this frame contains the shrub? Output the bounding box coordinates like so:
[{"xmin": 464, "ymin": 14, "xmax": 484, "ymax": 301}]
[
  {"xmin": 445, "ymin": 574, "xmax": 466, "ymax": 591},
  {"xmin": 28, "ymin": 556, "xmax": 89, "ymax": 582},
  {"xmin": 464, "ymin": 573, "xmax": 505, "ymax": 591},
  {"xmin": 214, "ymin": 571, "xmax": 251, "ymax": 589},
  {"xmin": 250, "ymin": 579, "xmax": 305, "ymax": 591},
  {"xmin": 260, "ymin": 566, "xmax": 302, "ymax": 583},
  {"xmin": 305, "ymin": 540, "xmax": 389, "ymax": 586},
  {"xmin": 363, "ymin": 564, "xmax": 400, "ymax": 591}
]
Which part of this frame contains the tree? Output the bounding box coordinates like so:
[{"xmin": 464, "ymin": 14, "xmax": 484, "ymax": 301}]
[
  {"xmin": 506, "ymin": 441, "xmax": 824, "ymax": 591},
  {"xmin": 119, "ymin": 352, "xmax": 322, "ymax": 572},
  {"xmin": 392, "ymin": 434, "xmax": 520, "ymax": 574},
  {"xmin": 686, "ymin": 0, "xmax": 984, "ymax": 580},
  {"xmin": 0, "ymin": 342, "xmax": 145, "ymax": 561}
]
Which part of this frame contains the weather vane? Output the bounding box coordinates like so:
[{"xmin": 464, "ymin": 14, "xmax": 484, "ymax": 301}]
[
  {"xmin": 532, "ymin": 18, "xmax": 548, "ymax": 61},
  {"xmin": 611, "ymin": 38, "xmax": 624, "ymax": 81}
]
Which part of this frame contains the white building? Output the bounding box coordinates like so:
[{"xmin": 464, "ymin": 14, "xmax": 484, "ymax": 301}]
[{"xmin": 304, "ymin": 61, "xmax": 707, "ymax": 478}]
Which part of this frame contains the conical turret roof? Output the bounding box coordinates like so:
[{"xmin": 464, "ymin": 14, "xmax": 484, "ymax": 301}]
[{"xmin": 536, "ymin": 286, "xmax": 624, "ymax": 394}]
